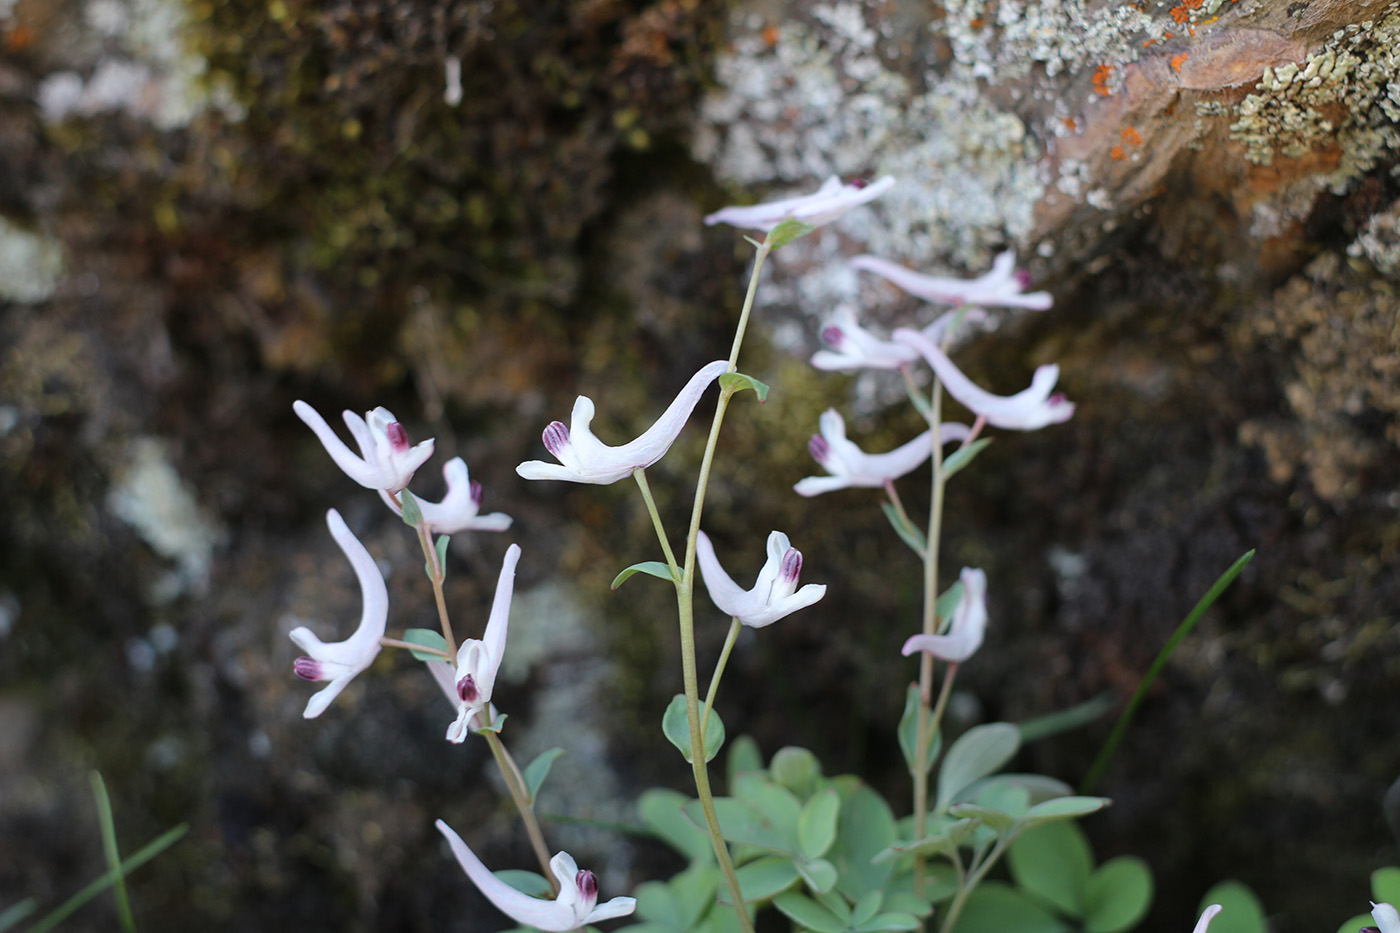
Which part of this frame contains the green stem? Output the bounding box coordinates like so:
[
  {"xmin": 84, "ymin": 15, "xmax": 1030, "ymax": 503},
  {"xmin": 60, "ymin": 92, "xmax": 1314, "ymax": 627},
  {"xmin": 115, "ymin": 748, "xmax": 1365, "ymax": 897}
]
[
  {"xmin": 702, "ymin": 619, "xmax": 742, "ymax": 737},
  {"xmin": 379, "ymin": 636, "xmax": 452, "ymax": 658},
  {"xmin": 634, "ymin": 468, "xmax": 681, "ymax": 577},
  {"xmin": 89, "ymin": 773, "xmax": 135, "ymax": 933},
  {"xmin": 727, "ymin": 243, "xmax": 772, "ymax": 367},
  {"xmin": 483, "ymin": 730, "xmax": 559, "ymax": 895},
  {"xmin": 939, "ymin": 834, "xmax": 1012, "ymax": 933},
  {"xmin": 416, "ymin": 523, "xmax": 456, "ymax": 658}
]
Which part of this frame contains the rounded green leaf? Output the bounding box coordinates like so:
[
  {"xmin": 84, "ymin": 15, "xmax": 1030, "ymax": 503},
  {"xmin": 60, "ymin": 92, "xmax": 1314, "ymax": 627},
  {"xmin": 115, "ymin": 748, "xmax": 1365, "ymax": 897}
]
[
  {"xmin": 833, "ymin": 783, "xmax": 897, "ymax": 899},
  {"xmin": 936, "ymin": 723, "xmax": 1021, "ymax": 810},
  {"xmin": 662, "ymin": 695, "xmax": 725, "ymax": 763},
  {"xmin": 1008, "ymin": 820, "xmax": 1094, "ymax": 918},
  {"xmin": 798, "ymin": 857, "xmax": 839, "ymax": 894},
  {"xmin": 731, "ymin": 856, "xmax": 799, "ymax": 903},
  {"xmin": 726, "ymin": 734, "xmax": 764, "ymax": 789},
  {"xmin": 851, "ymin": 891, "xmax": 884, "ymax": 927},
  {"xmin": 955, "ymin": 880, "xmax": 1071, "ymax": 933},
  {"xmin": 772, "ymin": 746, "xmax": 822, "ymax": 799},
  {"xmin": 401, "ymin": 628, "xmax": 450, "ymax": 661},
  {"xmin": 1198, "ymin": 881, "xmax": 1268, "ymax": 933},
  {"xmin": 773, "ymin": 891, "xmax": 846, "ymax": 933},
  {"xmin": 1373, "ymin": 867, "xmax": 1400, "ymax": 906},
  {"xmin": 1084, "ymin": 856, "xmax": 1153, "ymax": 933},
  {"xmin": 1337, "ymin": 914, "xmax": 1372, "ymax": 933},
  {"xmin": 638, "ymin": 789, "xmax": 713, "ymax": 863},
  {"xmin": 797, "ymin": 789, "xmax": 841, "ymax": 861}
]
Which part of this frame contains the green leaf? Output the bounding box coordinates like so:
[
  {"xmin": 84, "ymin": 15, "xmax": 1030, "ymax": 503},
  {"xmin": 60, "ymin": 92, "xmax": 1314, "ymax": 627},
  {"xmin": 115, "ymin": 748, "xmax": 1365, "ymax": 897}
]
[
  {"xmin": 773, "ymin": 892, "xmax": 847, "ymax": 933},
  {"xmin": 873, "ymin": 818, "xmax": 977, "ymax": 862},
  {"xmin": 897, "ymin": 684, "xmax": 942, "ymax": 778},
  {"xmin": 1373, "ymin": 867, "xmax": 1400, "ymax": 905},
  {"xmin": 635, "ymin": 863, "xmax": 718, "ymax": 931},
  {"xmin": 852, "ymin": 891, "xmax": 884, "ymax": 927},
  {"xmin": 435, "ymin": 534, "xmax": 450, "ymax": 570},
  {"xmin": 1019, "ymin": 796, "xmax": 1110, "ymax": 826},
  {"xmin": 402, "ymin": 628, "xmax": 451, "ymax": 661},
  {"xmin": 720, "ymin": 372, "xmax": 770, "ymax": 402},
  {"xmin": 948, "ymin": 803, "xmax": 1017, "ymax": 832},
  {"xmin": 1084, "ymin": 856, "xmax": 1153, "ymax": 933},
  {"xmin": 1008, "ymin": 821, "xmax": 1094, "ymax": 918},
  {"xmin": 833, "ymin": 783, "xmax": 897, "ymax": 899},
  {"xmin": 638, "ymin": 789, "xmax": 714, "ymax": 863},
  {"xmin": 399, "ymin": 488, "xmax": 423, "ymax": 526},
  {"xmin": 522, "ymin": 748, "xmax": 565, "ymax": 803},
  {"xmin": 797, "ymin": 857, "xmax": 839, "ymax": 894},
  {"xmin": 732, "ymin": 773, "xmax": 802, "ymax": 847},
  {"xmin": 663, "ymin": 695, "xmax": 725, "ymax": 763},
  {"xmin": 495, "ymin": 870, "xmax": 552, "ymax": 897},
  {"xmin": 1082, "ymin": 549, "xmax": 1254, "ymax": 793},
  {"xmin": 857, "ymin": 913, "xmax": 923, "ymax": 932},
  {"xmin": 954, "ymin": 881, "xmax": 1071, "ymax": 933},
  {"xmin": 881, "ymin": 502, "xmax": 927, "ymax": 557},
  {"xmin": 684, "ymin": 796, "xmax": 793, "ymax": 853},
  {"xmin": 941, "ymin": 437, "xmax": 992, "ymax": 480},
  {"xmin": 729, "ymin": 856, "xmax": 799, "ymax": 902},
  {"xmin": 1198, "ymin": 881, "xmax": 1267, "ymax": 933},
  {"xmin": 966, "ymin": 774, "xmax": 1073, "ymax": 804},
  {"xmin": 1337, "ymin": 915, "xmax": 1372, "ymax": 933},
  {"xmin": 766, "ymin": 220, "xmax": 817, "ymax": 251},
  {"xmin": 771, "ymin": 746, "xmax": 822, "ymax": 800},
  {"xmin": 934, "ymin": 580, "xmax": 966, "ymax": 624},
  {"xmin": 612, "ymin": 561, "xmax": 678, "ymax": 590},
  {"xmin": 936, "ymin": 722, "xmax": 1021, "ymax": 811},
  {"xmin": 0, "ymin": 900, "xmax": 36, "ymax": 933},
  {"xmin": 797, "ymin": 789, "xmax": 841, "ymax": 861},
  {"xmin": 726, "ymin": 734, "xmax": 763, "ymax": 790},
  {"xmin": 1017, "ymin": 692, "xmax": 1117, "ymax": 744}
]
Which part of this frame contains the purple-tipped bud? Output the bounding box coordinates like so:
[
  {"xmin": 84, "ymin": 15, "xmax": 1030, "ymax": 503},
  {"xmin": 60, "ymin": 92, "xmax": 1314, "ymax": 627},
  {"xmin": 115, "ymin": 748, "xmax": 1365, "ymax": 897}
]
[
  {"xmin": 386, "ymin": 421, "xmax": 410, "ymax": 453},
  {"xmin": 1049, "ymin": 392, "xmax": 1067, "ymax": 405},
  {"xmin": 457, "ymin": 674, "xmax": 479, "ymax": 704},
  {"xmin": 576, "ymin": 869, "xmax": 598, "ymax": 899},
  {"xmin": 541, "ymin": 421, "xmax": 570, "ymax": 457},
  {"xmin": 780, "ymin": 547, "xmax": 803, "ymax": 583},
  {"xmin": 821, "ymin": 325, "xmax": 846, "ymax": 348},
  {"xmin": 1014, "ymin": 268, "xmax": 1034, "ymax": 289},
  {"xmin": 808, "ymin": 434, "xmax": 830, "ymax": 465},
  {"xmin": 847, "ymin": 177, "xmax": 870, "ymax": 189},
  {"xmin": 293, "ymin": 656, "xmax": 322, "ymax": 681},
  {"xmin": 470, "ymin": 480, "xmax": 484, "ymax": 507}
]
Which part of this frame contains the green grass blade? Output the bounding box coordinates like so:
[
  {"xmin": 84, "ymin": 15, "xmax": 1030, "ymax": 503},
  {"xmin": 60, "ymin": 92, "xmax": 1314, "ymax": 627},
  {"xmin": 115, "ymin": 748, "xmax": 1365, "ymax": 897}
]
[
  {"xmin": 26, "ymin": 824, "xmax": 188, "ymax": 933},
  {"xmin": 89, "ymin": 772, "xmax": 136, "ymax": 932},
  {"xmin": 1017, "ymin": 691, "xmax": 1117, "ymax": 744},
  {"xmin": 1080, "ymin": 550, "xmax": 1255, "ymax": 794},
  {"xmin": 0, "ymin": 900, "xmax": 36, "ymax": 932}
]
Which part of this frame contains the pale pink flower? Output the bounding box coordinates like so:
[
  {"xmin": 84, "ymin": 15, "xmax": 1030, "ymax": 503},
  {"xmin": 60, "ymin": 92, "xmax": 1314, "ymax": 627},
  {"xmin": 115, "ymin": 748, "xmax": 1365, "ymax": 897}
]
[
  {"xmin": 379, "ymin": 457, "xmax": 512, "ymax": 534},
  {"xmin": 517, "ymin": 361, "xmax": 728, "ymax": 484},
  {"xmin": 901, "ymin": 567, "xmax": 987, "ymax": 663},
  {"xmin": 851, "ymin": 250, "xmax": 1052, "ymax": 310},
  {"xmin": 894, "ymin": 328, "xmax": 1074, "ymax": 431},
  {"xmin": 704, "ymin": 175, "xmax": 895, "ymax": 231},
  {"xmin": 696, "ymin": 530, "xmax": 826, "ymax": 628},
  {"xmin": 293, "ymin": 400, "xmax": 434, "ymax": 494},
  {"xmin": 794, "ymin": 408, "xmax": 971, "ymax": 497},
  {"xmin": 446, "ymin": 544, "xmax": 520, "ymax": 743},
  {"xmin": 811, "ymin": 305, "xmax": 923, "ymax": 372},
  {"xmin": 1194, "ymin": 906, "xmax": 1223, "ymax": 933},
  {"xmin": 436, "ymin": 819, "xmax": 635, "ymax": 931},
  {"xmin": 290, "ymin": 510, "xmax": 387, "ymax": 718}
]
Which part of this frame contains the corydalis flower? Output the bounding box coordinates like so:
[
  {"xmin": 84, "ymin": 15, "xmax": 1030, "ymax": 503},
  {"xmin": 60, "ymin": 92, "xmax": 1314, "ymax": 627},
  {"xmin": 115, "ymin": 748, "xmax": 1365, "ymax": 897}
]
[
  {"xmin": 293, "ymin": 400, "xmax": 434, "ymax": 494},
  {"xmin": 851, "ymin": 250, "xmax": 1052, "ymax": 310},
  {"xmin": 436, "ymin": 819, "xmax": 635, "ymax": 931},
  {"xmin": 290, "ymin": 510, "xmax": 387, "ymax": 718},
  {"xmin": 794, "ymin": 408, "xmax": 971, "ymax": 497},
  {"xmin": 517, "ymin": 361, "xmax": 728, "ymax": 485},
  {"xmin": 902, "ymin": 567, "xmax": 987, "ymax": 663},
  {"xmin": 704, "ymin": 175, "xmax": 895, "ymax": 231},
  {"xmin": 446, "ymin": 543, "xmax": 520, "ymax": 743},
  {"xmin": 894, "ymin": 328, "xmax": 1075, "ymax": 431},
  {"xmin": 811, "ymin": 305, "xmax": 922, "ymax": 372},
  {"xmin": 1373, "ymin": 902, "xmax": 1400, "ymax": 933},
  {"xmin": 379, "ymin": 457, "xmax": 512, "ymax": 535},
  {"xmin": 696, "ymin": 530, "xmax": 826, "ymax": 628}
]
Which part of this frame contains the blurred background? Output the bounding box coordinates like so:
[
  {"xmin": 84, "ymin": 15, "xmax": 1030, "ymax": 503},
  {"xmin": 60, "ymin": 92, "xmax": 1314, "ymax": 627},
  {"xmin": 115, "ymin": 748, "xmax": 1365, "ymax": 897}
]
[{"xmin": 1, "ymin": 0, "xmax": 1398, "ymax": 930}]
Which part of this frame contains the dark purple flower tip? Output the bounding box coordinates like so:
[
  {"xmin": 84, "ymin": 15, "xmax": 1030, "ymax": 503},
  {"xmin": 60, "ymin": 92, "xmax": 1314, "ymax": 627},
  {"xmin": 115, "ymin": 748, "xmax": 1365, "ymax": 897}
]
[
  {"xmin": 386, "ymin": 421, "xmax": 410, "ymax": 453},
  {"xmin": 808, "ymin": 435, "xmax": 830, "ymax": 464},
  {"xmin": 542, "ymin": 421, "xmax": 570, "ymax": 457},
  {"xmin": 821, "ymin": 325, "xmax": 845, "ymax": 349},
  {"xmin": 780, "ymin": 548, "xmax": 803, "ymax": 583},
  {"xmin": 457, "ymin": 674, "xmax": 479, "ymax": 704},
  {"xmin": 576, "ymin": 870, "xmax": 598, "ymax": 899},
  {"xmin": 846, "ymin": 177, "xmax": 869, "ymax": 189},
  {"xmin": 1048, "ymin": 392, "xmax": 1068, "ymax": 405},
  {"xmin": 1014, "ymin": 268, "xmax": 1033, "ymax": 289},
  {"xmin": 469, "ymin": 480, "xmax": 484, "ymax": 507},
  {"xmin": 293, "ymin": 657, "xmax": 322, "ymax": 681},
  {"xmin": 1359, "ymin": 928, "xmax": 1381, "ymax": 933}
]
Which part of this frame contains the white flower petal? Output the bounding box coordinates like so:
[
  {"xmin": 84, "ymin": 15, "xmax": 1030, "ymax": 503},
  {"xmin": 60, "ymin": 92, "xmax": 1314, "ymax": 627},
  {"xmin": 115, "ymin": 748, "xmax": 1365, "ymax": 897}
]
[
  {"xmin": 436, "ymin": 821, "xmax": 585, "ymax": 931},
  {"xmin": 1193, "ymin": 905, "xmax": 1223, "ymax": 933},
  {"xmin": 705, "ymin": 175, "xmax": 895, "ymax": 231},
  {"xmin": 380, "ymin": 457, "xmax": 513, "ymax": 534},
  {"xmin": 851, "ymin": 250, "xmax": 1052, "ymax": 310},
  {"xmin": 793, "ymin": 409, "xmax": 970, "ymax": 496},
  {"xmin": 1373, "ymin": 903, "xmax": 1400, "ymax": 933},
  {"xmin": 901, "ymin": 567, "xmax": 987, "ymax": 663},
  {"xmin": 445, "ymin": 544, "xmax": 520, "ymax": 742},
  {"xmin": 294, "ymin": 400, "xmax": 435, "ymax": 492},
  {"xmin": 696, "ymin": 530, "xmax": 825, "ymax": 628}
]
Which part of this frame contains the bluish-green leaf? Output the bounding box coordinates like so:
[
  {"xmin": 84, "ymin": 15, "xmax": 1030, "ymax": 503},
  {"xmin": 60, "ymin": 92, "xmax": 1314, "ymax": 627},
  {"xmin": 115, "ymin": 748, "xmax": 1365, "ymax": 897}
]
[
  {"xmin": 638, "ymin": 789, "xmax": 713, "ymax": 863},
  {"xmin": 852, "ymin": 891, "xmax": 884, "ymax": 927},
  {"xmin": 1373, "ymin": 867, "xmax": 1400, "ymax": 905},
  {"xmin": 897, "ymin": 684, "xmax": 942, "ymax": 778},
  {"xmin": 1019, "ymin": 796, "xmax": 1110, "ymax": 825},
  {"xmin": 726, "ymin": 735, "xmax": 763, "ymax": 790},
  {"xmin": 797, "ymin": 788, "xmax": 841, "ymax": 861},
  {"xmin": 1017, "ymin": 692, "xmax": 1116, "ymax": 744},
  {"xmin": 773, "ymin": 891, "xmax": 846, "ymax": 933},
  {"xmin": 663, "ymin": 695, "xmax": 725, "ymax": 763},
  {"xmin": 613, "ymin": 561, "xmax": 678, "ymax": 590},
  {"xmin": 941, "ymin": 438, "xmax": 992, "ymax": 481},
  {"xmin": 766, "ymin": 220, "xmax": 817, "ymax": 251},
  {"xmin": 522, "ymin": 748, "xmax": 565, "ymax": 803},
  {"xmin": 833, "ymin": 783, "xmax": 897, "ymax": 899},
  {"xmin": 1008, "ymin": 821, "xmax": 1093, "ymax": 918},
  {"xmin": 402, "ymin": 628, "xmax": 450, "ymax": 661},
  {"xmin": 683, "ymin": 797, "xmax": 792, "ymax": 853},
  {"xmin": 1198, "ymin": 881, "xmax": 1267, "ymax": 933},
  {"xmin": 771, "ymin": 746, "xmax": 822, "ymax": 800},
  {"xmin": 434, "ymin": 534, "xmax": 450, "ymax": 571},
  {"xmin": 720, "ymin": 372, "xmax": 770, "ymax": 402},
  {"xmin": 954, "ymin": 881, "xmax": 1071, "ymax": 933},
  {"xmin": 0, "ymin": 900, "xmax": 36, "ymax": 933},
  {"xmin": 728, "ymin": 856, "xmax": 799, "ymax": 902},
  {"xmin": 857, "ymin": 913, "xmax": 923, "ymax": 932},
  {"xmin": 797, "ymin": 857, "xmax": 839, "ymax": 894},
  {"xmin": 733, "ymin": 772, "xmax": 802, "ymax": 845},
  {"xmin": 881, "ymin": 502, "xmax": 927, "ymax": 557},
  {"xmin": 399, "ymin": 488, "xmax": 423, "ymax": 526},
  {"xmin": 495, "ymin": 870, "xmax": 551, "ymax": 898},
  {"xmin": 1084, "ymin": 856, "xmax": 1153, "ymax": 933},
  {"xmin": 936, "ymin": 723, "xmax": 1021, "ymax": 811}
]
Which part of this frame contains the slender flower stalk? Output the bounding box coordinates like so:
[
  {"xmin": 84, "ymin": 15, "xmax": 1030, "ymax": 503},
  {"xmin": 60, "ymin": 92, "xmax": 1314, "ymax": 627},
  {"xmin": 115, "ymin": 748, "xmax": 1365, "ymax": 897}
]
[{"xmin": 701, "ymin": 619, "xmax": 742, "ymax": 737}]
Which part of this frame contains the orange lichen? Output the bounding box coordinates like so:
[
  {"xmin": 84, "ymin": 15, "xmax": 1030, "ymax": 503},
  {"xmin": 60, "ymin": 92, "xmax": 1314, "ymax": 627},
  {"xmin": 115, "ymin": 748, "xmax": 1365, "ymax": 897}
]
[
  {"xmin": 1110, "ymin": 145, "xmax": 1126, "ymax": 160},
  {"xmin": 970, "ymin": 17, "xmax": 985, "ymax": 28},
  {"xmin": 1063, "ymin": 116, "xmax": 1079, "ymax": 132},
  {"xmin": 762, "ymin": 23, "xmax": 780, "ymax": 47},
  {"xmin": 1169, "ymin": 0, "xmax": 1204, "ymax": 23},
  {"xmin": 1171, "ymin": 52, "xmax": 1189, "ymax": 73},
  {"xmin": 4, "ymin": 25, "xmax": 34, "ymax": 51},
  {"xmin": 1122, "ymin": 126, "xmax": 1143, "ymax": 146},
  {"xmin": 1143, "ymin": 38, "xmax": 1157, "ymax": 48},
  {"xmin": 1092, "ymin": 64, "xmax": 1113, "ymax": 96}
]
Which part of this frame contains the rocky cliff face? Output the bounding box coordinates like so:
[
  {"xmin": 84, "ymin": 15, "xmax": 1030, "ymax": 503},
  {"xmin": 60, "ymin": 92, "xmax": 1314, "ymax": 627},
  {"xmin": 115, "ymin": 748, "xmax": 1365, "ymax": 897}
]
[{"xmin": 1, "ymin": 1, "xmax": 1396, "ymax": 930}]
